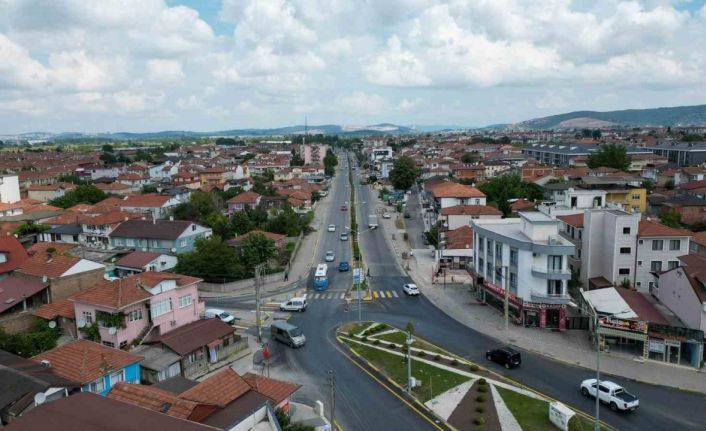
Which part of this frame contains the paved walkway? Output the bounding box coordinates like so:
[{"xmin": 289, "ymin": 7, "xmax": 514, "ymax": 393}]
[{"xmin": 372, "ymin": 188, "xmax": 706, "ymax": 394}]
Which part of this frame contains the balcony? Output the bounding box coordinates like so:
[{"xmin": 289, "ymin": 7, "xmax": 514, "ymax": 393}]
[
  {"xmin": 530, "ymin": 289, "xmax": 572, "ymax": 305},
  {"xmin": 531, "ymin": 266, "xmax": 572, "ymax": 280}
]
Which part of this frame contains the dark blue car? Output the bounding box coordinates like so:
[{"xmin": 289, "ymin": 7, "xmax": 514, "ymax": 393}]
[{"xmin": 338, "ymin": 261, "xmax": 350, "ymax": 272}]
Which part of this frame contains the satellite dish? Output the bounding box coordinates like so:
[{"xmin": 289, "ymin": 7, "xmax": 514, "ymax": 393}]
[
  {"xmin": 77, "ymin": 319, "xmax": 86, "ymax": 328},
  {"xmin": 108, "ymin": 327, "xmax": 117, "ymax": 335},
  {"xmin": 34, "ymin": 393, "xmax": 47, "ymax": 406},
  {"xmin": 48, "ymin": 321, "xmax": 57, "ymax": 329}
]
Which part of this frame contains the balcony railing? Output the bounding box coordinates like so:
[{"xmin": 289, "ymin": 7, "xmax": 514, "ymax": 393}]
[
  {"xmin": 530, "ymin": 289, "xmax": 572, "ymax": 304},
  {"xmin": 531, "ymin": 266, "xmax": 572, "ymax": 279}
]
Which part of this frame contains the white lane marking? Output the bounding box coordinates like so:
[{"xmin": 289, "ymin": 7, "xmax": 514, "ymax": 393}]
[{"xmin": 392, "ymin": 291, "xmax": 399, "ymax": 298}]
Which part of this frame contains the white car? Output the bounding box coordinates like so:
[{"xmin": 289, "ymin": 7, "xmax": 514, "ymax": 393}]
[
  {"xmin": 580, "ymin": 379, "xmax": 639, "ymax": 412},
  {"xmin": 279, "ymin": 297, "xmax": 308, "ymax": 312},
  {"xmin": 325, "ymin": 250, "xmax": 335, "ymax": 262},
  {"xmin": 382, "ymin": 212, "xmax": 391, "ymax": 219},
  {"xmin": 403, "ymin": 283, "xmax": 420, "ymax": 296},
  {"xmin": 328, "ymin": 224, "xmax": 336, "ymax": 232}
]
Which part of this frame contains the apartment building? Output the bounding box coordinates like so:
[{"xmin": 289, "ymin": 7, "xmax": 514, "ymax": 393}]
[
  {"xmin": 472, "ymin": 212, "xmax": 575, "ymax": 330},
  {"xmin": 635, "ymin": 220, "xmax": 691, "ymax": 294}
]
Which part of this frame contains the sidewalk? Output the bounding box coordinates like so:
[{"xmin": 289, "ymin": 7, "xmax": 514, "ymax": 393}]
[
  {"xmin": 374, "ymin": 190, "xmax": 706, "ymax": 394},
  {"xmin": 199, "ymin": 190, "xmax": 332, "ymax": 300}
]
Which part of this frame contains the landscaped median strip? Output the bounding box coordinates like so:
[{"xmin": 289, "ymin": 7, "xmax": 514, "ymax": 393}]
[{"xmin": 338, "ymin": 322, "xmax": 612, "ymax": 431}]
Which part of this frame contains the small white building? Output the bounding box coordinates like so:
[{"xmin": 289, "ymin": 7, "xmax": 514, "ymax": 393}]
[
  {"xmin": 0, "ymin": 175, "xmax": 20, "ymax": 204},
  {"xmin": 656, "ymin": 254, "xmax": 706, "ymax": 335},
  {"xmin": 472, "ymin": 212, "xmax": 574, "ymax": 330},
  {"xmin": 635, "ymin": 219, "xmax": 691, "ymax": 294},
  {"xmin": 440, "ymin": 205, "xmax": 503, "ymax": 230}
]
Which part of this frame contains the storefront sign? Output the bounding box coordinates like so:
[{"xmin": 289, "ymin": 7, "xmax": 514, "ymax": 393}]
[
  {"xmin": 649, "ymin": 339, "xmax": 665, "ymax": 354},
  {"xmin": 599, "ymin": 317, "xmax": 647, "ymax": 334},
  {"xmin": 482, "ymin": 281, "xmax": 522, "ymax": 307},
  {"xmin": 549, "ymin": 402, "xmax": 575, "ymax": 431},
  {"xmin": 523, "ymin": 301, "xmax": 566, "ymax": 310}
]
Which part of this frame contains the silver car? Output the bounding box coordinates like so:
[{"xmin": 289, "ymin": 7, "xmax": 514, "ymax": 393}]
[{"xmin": 325, "ymin": 250, "xmax": 335, "ymax": 262}]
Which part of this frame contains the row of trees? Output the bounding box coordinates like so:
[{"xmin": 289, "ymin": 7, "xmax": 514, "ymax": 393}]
[
  {"xmin": 323, "ymin": 149, "xmax": 338, "ymax": 176},
  {"xmin": 49, "ymin": 184, "xmax": 108, "ymax": 208}
]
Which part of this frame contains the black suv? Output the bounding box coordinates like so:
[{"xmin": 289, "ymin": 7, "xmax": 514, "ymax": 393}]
[{"xmin": 486, "ymin": 347, "xmax": 521, "ymax": 369}]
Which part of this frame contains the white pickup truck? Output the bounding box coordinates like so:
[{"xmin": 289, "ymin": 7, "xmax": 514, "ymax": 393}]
[{"xmin": 580, "ymin": 379, "xmax": 639, "ymax": 412}]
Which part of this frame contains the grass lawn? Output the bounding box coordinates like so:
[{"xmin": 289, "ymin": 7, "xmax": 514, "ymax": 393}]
[
  {"xmin": 495, "ymin": 386, "xmax": 608, "ymax": 431},
  {"xmin": 346, "ymin": 341, "xmax": 470, "ymax": 402},
  {"xmin": 340, "ymin": 322, "xmax": 370, "ymax": 336},
  {"xmin": 371, "ymin": 331, "xmax": 449, "ymax": 356}
]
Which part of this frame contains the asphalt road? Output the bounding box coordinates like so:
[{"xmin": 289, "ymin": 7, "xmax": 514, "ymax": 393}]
[{"xmin": 208, "ymin": 158, "xmax": 706, "ymax": 431}]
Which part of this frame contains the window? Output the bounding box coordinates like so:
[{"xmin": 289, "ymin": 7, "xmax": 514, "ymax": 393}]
[
  {"xmin": 619, "ymin": 247, "xmax": 631, "ymax": 254},
  {"xmin": 151, "ymin": 240, "xmax": 159, "ymax": 248},
  {"xmin": 86, "ymin": 378, "xmax": 105, "ymax": 394},
  {"xmin": 180, "ymin": 239, "xmax": 188, "ymax": 248},
  {"xmin": 487, "ymin": 240, "xmax": 493, "ymax": 257},
  {"xmin": 179, "ymin": 294, "xmax": 192, "ymax": 308},
  {"xmin": 650, "ymin": 261, "xmax": 662, "ymax": 272},
  {"xmin": 509, "ymin": 273, "xmax": 517, "ymax": 291},
  {"xmin": 126, "ymin": 238, "xmax": 135, "ymax": 247},
  {"xmin": 150, "ymin": 299, "xmax": 172, "ymax": 318},
  {"xmin": 547, "ymin": 280, "xmax": 562, "ymax": 295},
  {"xmin": 119, "ymin": 340, "xmax": 128, "ymax": 349},
  {"xmin": 509, "ymin": 249, "xmax": 518, "ymax": 266},
  {"xmin": 114, "ymin": 238, "xmax": 123, "ymax": 246},
  {"xmin": 82, "ymin": 311, "xmax": 93, "ymax": 325},
  {"xmin": 691, "ymin": 243, "xmax": 699, "ymax": 253},
  {"xmin": 668, "ymin": 261, "xmax": 679, "ymax": 270},
  {"xmin": 637, "ymin": 260, "xmax": 642, "ymax": 266},
  {"xmin": 102, "ymin": 341, "xmax": 115, "ymax": 348},
  {"xmin": 478, "ymin": 236, "xmax": 484, "ymax": 252},
  {"xmin": 495, "ymin": 243, "xmax": 502, "ymax": 260},
  {"xmin": 127, "ymin": 309, "xmax": 143, "ymax": 322},
  {"xmin": 187, "ymin": 352, "xmax": 199, "ymax": 364},
  {"xmin": 652, "ymin": 240, "xmax": 663, "ymax": 250},
  {"xmin": 548, "ymin": 255, "xmax": 562, "ymax": 271},
  {"xmin": 474, "ymin": 199, "xmax": 480, "ymax": 205},
  {"xmin": 478, "ymin": 257, "xmax": 484, "ymax": 273},
  {"xmin": 623, "ymin": 227, "xmax": 631, "ymax": 234},
  {"xmin": 109, "ymin": 371, "xmax": 124, "ymax": 386},
  {"xmin": 223, "ymin": 336, "xmax": 230, "ymax": 347},
  {"xmin": 669, "ymin": 239, "xmax": 681, "ymax": 251},
  {"xmin": 486, "ymin": 262, "xmax": 493, "ymax": 279},
  {"xmin": 578, "ymin": 230, "xmax": 582, "ymax": 240},
  {"xmin": 632, "ymin": 194, "xmax": 641, "ymax": 200},
  {"xmin": 618, "ymin": 268, "xmax": 630, "ymax": 275},
  {"xmin": 632, "ymin": 206, "xmax": 640, "ymax": 212}
]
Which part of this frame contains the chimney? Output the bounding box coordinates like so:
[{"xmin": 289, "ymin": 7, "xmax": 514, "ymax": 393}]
[{"xmin": 40, "ymin": 359, "xmax": 51, "ymax": 367}]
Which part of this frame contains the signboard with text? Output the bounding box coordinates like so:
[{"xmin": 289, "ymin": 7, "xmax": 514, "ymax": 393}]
[{"xmin": 599, "ymin": 316, "xmax": 647, "ymax": 334}]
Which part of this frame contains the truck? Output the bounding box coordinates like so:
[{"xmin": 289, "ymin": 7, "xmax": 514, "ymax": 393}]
[
  {"xmin": 368, "ymin": 214, "xmax": 378, "ymax": 229},
  {"xmin": 580, "ymin": 379, "xmax": 639, "ymax": 412}
]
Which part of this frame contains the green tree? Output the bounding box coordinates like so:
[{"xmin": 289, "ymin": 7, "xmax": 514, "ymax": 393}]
[
  {"xmin": 311, "ymin": 190, "xmax": 321, "ymax": 203},
  {"xmin": 592, "ymin": 129, "xmax": 602, "ymax": 139},
  {"xmin": 581, "ymin": 128, "xmax": 592, "ymax": 138},
  {"xmin": 242, "ymin": 233, "xmax": 277, "ymax": 269},
  {"xmin": 171, "ymin": 191, "xmax": 221, "ymax": 223},
  {"xmin": 0, "ymin": 319, "xmax": 60, "ymax": 358},
  {"xmin": 265, "ymin": 206, "xmax": 306, "ymax": 236},
  {"xmin": 389, "ymin": 156, "xmax": 420, "ymax": 190},
  {"xmin": 49, "ymin": 185, "xmax": 107, "ymax": 208},
  {"xmin": 586, "ymin": 144, "xmax": 630, "ymax": 171},
  {"xmin": 231, "ymin": 211, "xmax": 255, "ymax": 235},
  {"xmin": 204, "ymin": 213, "xmax": 232, "ymax": 238},
  {"xmin": 141, "ymin": 184, "xmax": 158, "ymax": 194},
  {"xmin": 174, "ymin": 237, "xmax": 245, "ymax": 281},
  {"xmin": 665, "ymin": 179, "xmax": 675, "ymax": 190},
  {"xmin": 290, "ymin": 150, "xmax": 305, "ymax": 166},
  {"xmin": 57, "ymin": 174, "xmax": 86, "ymax": 185},
  {"xmin": 100, "ymin": 152, "xmax": 118, "ymax": 165},
  {"xmin": 477, "ymin": 175, "xmax": 544, "ymax": 216},
  {"xmin": 323, "ymin": 149, "xmax": 338, "ymax": 177},
  {"xmin": 246, "ymin": 205, "xmax": 269, "ymax": 227},
  {"xmin": 641, "ymin": 179, "xmax": 654, "ymax": 193},
  {"xmin": 134, "ymin": 150, "xmax": 153, "ymax": 163},
  {"xmin": 660, "ymin": 210, "xmax": 682, "ymax": 228},
  {"xmin": 461, "ymin": 152, "xmax": 477, "ymax": 164},
  {"xmin": 102, "ymin": 144, "xmax": 114, "ymax": 152}
]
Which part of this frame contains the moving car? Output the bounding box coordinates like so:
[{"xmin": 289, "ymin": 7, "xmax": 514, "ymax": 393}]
[
  {"xmin": 404, "ymin": 212, "xmax": 411, "ymax": 219},
  {"xmin": 486, "ymin": 346, "xmax": 521, "ymax": 369},
  {"xmin": 402, "ymin": 283, "xmax": 420, "ymax": 296},
  {"xmin": 204, "ymin": 308, "xmax": 235, "ymax": 325},
  {"xmin": 328, "ymin": 224, "xmax": 336, "ymax": 232},
  {"xmin": 325, "ymin": 250, "xmax": 335, "ymax": 262},
  {"xmin": 319, "ymin": 191, "xmax": 328, "ymax": 197},
  {"xmin": 340, "ymin": 232, "xmax": 348, "ymax": 241},
  {"xmin": 340, "ymin": 204, "xmax": 348, "ymax": 211},
  {"xmin": 382, "ymin": 212, "xmax": 391, "ymax": 219},
  {"xmin": 271, "ymin": 320, "xmax": 306, "ymax": 348},
  {"xmin": 279, "ymin": 297, "xmax": 308, "ymax": 312},
  {"xmin": 338, "ymin": 261, "xmax": 350, "ymax": 271},
  {"xmin": 580, "ymin": 379, "xmax": 639, "ymax": 412}
]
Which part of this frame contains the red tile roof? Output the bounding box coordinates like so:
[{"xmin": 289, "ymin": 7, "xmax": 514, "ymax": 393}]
[
  {"xmin": 107, "ymin": 382, "xmax": 216, "ymax": 421},
  {"xmin": 122, "ymin": 194, "xmax": 171, "ymax": 208},
  {"xmin": 429, "ymin": 182, "xmax": 485, "ymax": 198},
  {"xmin": 558, "ymin": 213, "xmax": 584, "ymax": 228},
  {"xmin": 32, "ymin": 340, "xmax": 143, "ymax": 385},
  {"xmin": 691, "ymin": 231, "xmax": 706, "ymax": 246},
  {"xmin": 242, "ymin": 373, "xmax": 301, "ymax": 405},
  {"xmin": 114, "ymin": 251, "xmax": 162, "ymax": 269},
  {"xmin": 638, "ymin": 219, "xmax": 691, "ymax": 237},
  {"xmin": 27, "ymin": 242, "xmax": 77, "ymax": 255},
  {"xmin": 17, "ymin": 253, "xmax": 82, "ymax": 278},
  {"xmin": 34, "ymin": 298, "xmax": 76, "ymax": 320},
  {"xmin": 445, "ymin": 226, "xmax": 474, "ymax": 250},
  {"xmin": 0, "ymin": 277, "xmax": 47, "ymax": 313},
  {"xmin": 440, "ymin": 205, "xmax": 501, "ymax": 216},
  {"xmin": 0, "ymin": 235, "xmax": 28, "ymax": 273},
  {"xmin": 25, "ymin": 204, "xmax": 62, "ymax": 213},
  {"xmin": 179, "ymin": 368, "xmax": 250, "ymax": 407},
  {"xmin": 510, "ymin": 199, "xmax": 536, "ymax": 211},
  {"xmin": 614, "ymin": 288, "xmax": 669, "ymax": 325},
  {"xmin": 227, "ymin": 191, "xmax": 261, "ymax": 204},
  {"xmin": 677, "ymin": 254, "xmax": 706, "ymax": 302},
  {"xmin": 28, "ymin": 182, "xmax": 76, "ymax": 192},
  {"xmin": 154, "ymin": 319, "xmax": 235, "ymax": 356}
]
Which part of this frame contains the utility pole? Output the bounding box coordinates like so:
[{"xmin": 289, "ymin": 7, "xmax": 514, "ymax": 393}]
[
  {"xmin": 594, "ymin": 312, "xmax": 601, "ymax": 431},
  {"xmin": 327, "ymin": 370, "xmax": 336, "ymax": 426},
  {"xmin": 406, "ymin": 330, "xmax": 413, "ymax": 394},
  {"xmin": 504, "ymin": 266, "xmax": 509, "ymax": 332},
  {"xmin": 254, "ymin": 264, "xmax": 265, "ymax": 343}
]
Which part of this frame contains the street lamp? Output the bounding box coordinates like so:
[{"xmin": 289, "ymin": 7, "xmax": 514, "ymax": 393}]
[{"xmin": 589, "ymin": 307, "xmax": 631, "ymax": 431}]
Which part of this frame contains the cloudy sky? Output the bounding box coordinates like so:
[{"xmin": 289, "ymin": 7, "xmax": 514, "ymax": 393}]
[{"xmin": 1, "ymin": 0, "xmax": 706, "ymax": 134}]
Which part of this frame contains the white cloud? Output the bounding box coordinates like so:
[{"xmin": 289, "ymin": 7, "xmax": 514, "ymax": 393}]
[
  {"xmin": 338, "ymin": 92, "xmax": 388, "ymax": 112},
  {"xmin": 147, "ymin": 59, "xmax": 184, "ymax": 84},
  {"xmin": 536, "ymin": 88, "xmax": 574, "ymax": 109},
  {"xmin": 397, "ymin": 97, "xmax": 422, "ymax": 110}
]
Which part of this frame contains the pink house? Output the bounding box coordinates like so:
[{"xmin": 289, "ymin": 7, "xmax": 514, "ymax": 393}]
[
  {"xmin": 226, "ymin": 191, "xmax": 262, "ymax": 214},
  {"xmin": 70, "ymin": 272, "xmax": 204, "ymax": 349}
]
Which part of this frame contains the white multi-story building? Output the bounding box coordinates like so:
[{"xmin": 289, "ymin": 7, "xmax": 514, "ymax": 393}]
[
  {"xmin": 472, "ymin": 212, "xmax": 575, "ymax": 330},
  {"xmin": 581, "ymin": 209, "xmax": 640, "ymax": 289},
  {"xmin": 0, "ymin": 175, "xmax": 20, "ymax": 203},
  {"xmin": 635, "ymin": 219, "xmax": 690, "ymax": 294}
]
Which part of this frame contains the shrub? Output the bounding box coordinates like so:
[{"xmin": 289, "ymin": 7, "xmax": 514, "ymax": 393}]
[
  {"xmin": 433, "ymin": 354, "xmax": 441, "ymax": 361},
  {"xmin": 469, "ymin": 364, "xmax": 480, "ymax": 372},
  {"xmin": 417, "ymin": 351, "xmax": 426, "ymax": 357},
  {"xmin": 478, "ymin": 378, "xmax": 487, "ymax": 385},
  {"xmin": 476, "ymin": 395, "xmax": 486, "ymax": 403},
  {"xmin": 475, "ymin": 406, "xmax": 484, "ymax": 413},
  {"xmin": 373, "ymin": 339, "xmax": 380, "ymax": 345},
  {"xmin": 473, "ymin": 416, "xmax": 485, "ymax": 426},
  {"xmin": 477, "ymin": 385, "xmax": 487, "ymax": 393},
  {"xmin": 451, "ymin": 359, "xmax": 459, "ymax": 366},
  {"xmin": 362, "ymin": 337, "xmax": 368, "ymax": 342},
  {"xmin": 388, "ymin": 343, "xmax": 396, "ymax": 349},
  {"xmin": 567, "ymin": 415, "xmax": 583, "ymax": 431}
]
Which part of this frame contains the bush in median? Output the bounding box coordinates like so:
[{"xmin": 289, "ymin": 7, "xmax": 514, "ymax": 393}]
[
  {"xmin": 475, "ymin": 394, "xmax": 486, "ymax": 403},
  {"xmin": 473, "ymin": 416, "xmax": 485, "ymax": 426},
  {"xmin": 469, "ymin": 364, "xmax": 479, "ymax": 372},
  {"xmin": 417, "ymin": 351, "xmax": 426, "ymax": 357},
  {"xmin": 373, "ymin": 339, "xmax": 380, "ymax": 345},
  {"xmin": 475, "ymin": 406, "xmax": 484, "ymax": 414},
  {"xmin": 451, "ymin": 358, "xmax": 459, "ymax": 366},
  {"xmin": 389, "ymin": 343, "xmax": 396, "ymax": 349},
  {"xmin": 433, "ymin": 354, "xmax": 441, "ymax": 361},
  {"xmin": 478, "ymin": 378, "xmax": 487, "ymax": 385},
  {"xmin": 477, "ymin": 385, "xmax": 487, "ymax": 393}
]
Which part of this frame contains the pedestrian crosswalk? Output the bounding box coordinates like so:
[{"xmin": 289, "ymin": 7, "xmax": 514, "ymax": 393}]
[{"xmin": 306, "ymin": 290, "xmax": 401, "ymax": 300}]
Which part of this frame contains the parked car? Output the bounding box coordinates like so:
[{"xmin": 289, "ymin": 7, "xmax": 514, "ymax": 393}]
[
  {"xmin": 279, "ymin": 297, "xmax": 308, "ymax": 312},
  {"xmin": 382, "ymin": 212, "xmax": 391, "ymax": 219},
  {"xmin": 325, "ymin": 250, "xmax": 335, "ymax": 262},
  {"xmin": 204, "ymin": 308, "xmax": 236, "ymax": 325},
  {"xmin": 402, "ymin": 283, "xmax": 420, "ymax": 296},
  {"xmin": 271, "ymin": 320, "xmax": 306, "ymax": 348},
  {"xmin": 328, "ymin": 224, "xmax": 336, "ymax": 232},
  {"xmin": 404, "ymin": 212, "xmax": 411, "ymax": 219},
  {"xmin": 340, "ymin": 204, "xmax": 348, "ymax": 211},
  {"xmin": 340, "ymin": 232, "xmax": 348, "ymax": 241},
  {"xmin": 580, "ymin": 379, "xmax": 639, "ymax": 412},
  {"xmin": 338, "ymin": 261, "xmax": 350, "ymax": 272},
  {"xmin": 486, "ymin": 347, "xmax": 521, "ymax": 369},
  {"xmin": 319, "ymin": 191, "xmax": 328, "ymax": 197}
]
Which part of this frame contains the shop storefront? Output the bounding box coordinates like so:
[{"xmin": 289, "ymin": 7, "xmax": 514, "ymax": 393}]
[
  {"xmin": 478, "ymin": 280, "xmax": 566, "ymax": 330},
  {"xmin": 596, "ymin": 317, "xmax": 648, "ymax": 359},
  {"xmin": 647, "ymin": 323, "xmax": 704, "ymax": 369}
]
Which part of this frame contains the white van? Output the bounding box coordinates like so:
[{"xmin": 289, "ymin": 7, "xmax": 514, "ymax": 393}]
[
  {"xmin": 205, "ymin": 308, "xmax": 235, "ymax": 324},
  {"xmin": 279, "ymin": 297, "xmax": 308, "ymax": 312},
  {"xmin": 270, "ymin": 320, "xmax": 306, "ymax": 348}
]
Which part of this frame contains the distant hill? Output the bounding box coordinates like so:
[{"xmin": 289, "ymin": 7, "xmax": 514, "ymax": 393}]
[{"xmin": 517, "ymin": 104, "xmax": 706, "ymax": 129}]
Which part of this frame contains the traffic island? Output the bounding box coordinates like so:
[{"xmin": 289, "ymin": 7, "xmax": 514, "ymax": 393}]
[{"xmin": 336, "ymin": 322, "xmax": 611, "ymax": 431}]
